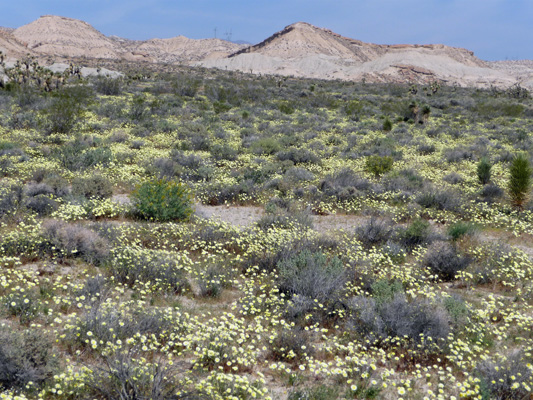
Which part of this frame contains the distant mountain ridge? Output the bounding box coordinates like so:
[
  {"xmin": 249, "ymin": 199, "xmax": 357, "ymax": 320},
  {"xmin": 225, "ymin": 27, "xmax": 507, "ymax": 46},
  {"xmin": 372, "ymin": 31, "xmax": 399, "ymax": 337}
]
[
  {"xmin": 10, "ymin": 15, "xmax": 244, "ymax": 63},
  {"xmin": 204, "ymin": 22, "xmax": 527, "ymax": 88},
  {"xmin": 1, "ymin": 15, "xmax": 531, "ymax": 89}
]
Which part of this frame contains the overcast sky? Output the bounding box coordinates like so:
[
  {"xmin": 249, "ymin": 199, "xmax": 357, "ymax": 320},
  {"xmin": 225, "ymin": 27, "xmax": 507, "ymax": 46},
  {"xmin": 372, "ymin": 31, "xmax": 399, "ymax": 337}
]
[{"xmin": 1, "ymin": 0, "xmax": 531, "ymax": 60}]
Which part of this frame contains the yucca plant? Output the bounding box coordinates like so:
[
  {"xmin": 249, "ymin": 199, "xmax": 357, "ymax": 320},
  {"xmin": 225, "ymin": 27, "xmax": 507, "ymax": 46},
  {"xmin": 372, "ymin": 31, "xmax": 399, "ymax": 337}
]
[
  {"xmin": 477, "ymin": 157, "xmax": 492, "ymax": 185},
  {"xmin": 508, "ymin": 153, "xmax": 531, "ymax": 209}
]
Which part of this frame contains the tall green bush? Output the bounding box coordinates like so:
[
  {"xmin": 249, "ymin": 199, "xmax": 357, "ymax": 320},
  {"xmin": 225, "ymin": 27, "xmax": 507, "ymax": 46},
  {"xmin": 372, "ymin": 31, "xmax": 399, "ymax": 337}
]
[
  {"xmin": 477, "ymin": 157, "xmax": 492, "ymax": 185},
  {"xmin": 132, "ymin": 179, "xmax": 193, "ymax": 221},
  {"xmin": 508, "ymin": 153, "xmax": 531, "ymax": 209},
  {"xmin": 365, "ymin": 155, "xmax": 394, "ymax": 178}
]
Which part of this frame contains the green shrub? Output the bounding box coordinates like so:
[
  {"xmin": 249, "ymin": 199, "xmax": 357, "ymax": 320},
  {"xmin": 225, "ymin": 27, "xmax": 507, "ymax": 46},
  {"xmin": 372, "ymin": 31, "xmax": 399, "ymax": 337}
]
[
  {"xmin": 278, "ymin": 102, "xmax": 295, "ymax": 114},
  {"xmin": 93, "ymin": 76, "xmax": 122, "ymax": 95},
  {"xmin": 477, "ymin": 157, "xmax": 492, "ymax": 185},
  {"xmin": 132, "ymin": 179, "xmax": 193, "ymax": 222},
  {"xmin": 508, "ymin": 153, "xmax": 531, "ymax": 209},
  {"xmin": 213, "ymin": 101, "xmax": 232, "ymax": 114},
  {"xmin": 382, "ymin": 117, "xmax": 392, "ymax": 131},
  {"xmin": 365, "ymin": 155, "xmax": 394, "ymax": 178},
  {"xmin": 397, "ymin": 218, "xmax": 431, "ymax": 249},
  {"xmin": 447, "ymin": 221, "xmax": 478, "ymax": 241},
  {"xmin": 42, "ymin": 85, "xmax": 93, "ymax": 134}
]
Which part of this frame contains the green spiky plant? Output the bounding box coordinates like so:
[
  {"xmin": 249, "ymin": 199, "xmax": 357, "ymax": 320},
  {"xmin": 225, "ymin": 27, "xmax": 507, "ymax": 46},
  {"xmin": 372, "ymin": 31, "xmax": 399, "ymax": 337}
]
[
  {"xmin": 508, "ymin": 153, "xmax": 532, "ymax": 209},
  {"xmin": 477, "ymin": 157, "xmax": 492, "ymax": 185}
]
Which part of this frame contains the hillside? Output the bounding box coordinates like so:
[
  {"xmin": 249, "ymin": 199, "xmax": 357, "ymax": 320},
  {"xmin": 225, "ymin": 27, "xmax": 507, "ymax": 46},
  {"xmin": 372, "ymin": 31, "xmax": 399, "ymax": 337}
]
[
  {"xmin": 12, "ymin": 15, "xmax": 242, "ymax": 63},
  {"xmin": 202, "ymin": 22, "xmax": 527, "ymax": 88},
  {"xmin": 133, "ymin": 36, "xmax": 245, "ymax": 63},
  {"xmin": 13, "ymin": 15, "xmax": 126, "ymax": 59},
  {"xmin": 0, "ymin": 29, "xmax": 32, "ymax": 60},
  {"xmin": 4, "ymin": 16, "xmax": 532, "ymax": 89}
]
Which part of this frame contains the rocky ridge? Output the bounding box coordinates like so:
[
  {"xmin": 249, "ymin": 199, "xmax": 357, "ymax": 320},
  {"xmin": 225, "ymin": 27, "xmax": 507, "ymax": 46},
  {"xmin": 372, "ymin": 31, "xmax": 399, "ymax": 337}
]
[
  {"xmin": 2, "ymin": 16, "xmax": 532, "ymax": 89},
  {"xmin": 202, "ymin": 22, "xmax": 528, "ymax": 88}
]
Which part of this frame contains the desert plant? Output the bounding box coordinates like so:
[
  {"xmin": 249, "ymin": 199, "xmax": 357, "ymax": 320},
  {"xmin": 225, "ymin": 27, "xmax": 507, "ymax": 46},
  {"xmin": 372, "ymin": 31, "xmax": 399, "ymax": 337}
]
[
  {"xmin": 508, "ymin": 153, "xmax": 531, "ymax": 209},
  {"xmin": 109, "ymin": 247, "xmax": 189, "ymax": 294},
  {"xmin": 0, "ymin": 182, "xmax": 23, "ymax": 218},
  {"xmin": 2, "ymin": 290, "xmax": 40, "ymax": 324},
  {"xmin": 42, "ymin": 85, "xmax": 93, "ymax": 134},
  {"xmin": 355, "ymin": 217, "xmax": 393, "ymax": 248},
  {"xmin": 423, "ymin": 241, "xmax": 471, "ymax": 281},
  {"xmin": 81, "ymin": 350, "xmax": 201, "ymax": 400},
  {"xmin": 365, "ymin": 155, "xmax": 394, "ymax": 178},
  {"xmin": 447, "ymin": 221, "xmax": 478, "ymax": 241},
  {"xmin": 347, "ymin": 293, "xmax": 451, "ymax": 348},
  {"xmin": 480, "ymin": 183, "xmax": 504, "ymax": 203},
  {"xmin": 277, "ymin": 250, "xmax": 347, "ymax": 324},
  {"xmin": 93, "ymin": 76, "xmax": 122, "ymax": 95},
  {"xmin": 24, "ymin": 194, "xmax": 58, "ymax": 216},
  {"xmin": 415, "ymin": 187, "xmax": 462, "ymax": 212},
  {"xmin": 197, "ymin": 265, "xmax": 225, "ymax": 298},
  {"xmin": 0, "ymin": 327, "xmax": 56, "ymax": 390},
  {"xmin": 288, "ymin": 385, "xmax": 342, "ymax": 400},
  {"xmin": 268, "ymin": 328, "xmax": 313, "ymax": 363},
  {"xmin": 132, "ymin": 178, "xmax": 193, "ymax": 222},
  {"xmin": 477, "ymin": 157, "xmax": 492, "ymax": 185},
  {"xmin": 396, "ymin": 218, "xmax": 431, "ymax": 249},
  {"xmin": 42, "ymin": 220, "xmax": 110, "ymax": 265},
  {"xmin": 476, "ymin": 351, "xmax": 533, "ymax": 400},
  {"xmin": 71, "ymin": 174, "xmax": 114, "ymax": 199},
  {"xmin": 382, "ymin": 117, "xmax": 392, "ymax": 132}
]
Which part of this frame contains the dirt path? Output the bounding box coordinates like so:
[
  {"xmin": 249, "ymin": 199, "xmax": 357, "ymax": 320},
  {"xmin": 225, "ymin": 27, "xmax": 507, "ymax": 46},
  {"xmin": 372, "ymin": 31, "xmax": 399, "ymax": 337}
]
[
  {"xmin": 113, "ymin": 195, "xmax": 533, "ymax": 258},
  {"xmin": 194, "ymin": 203, "xmax": 368, "ymax": 232}
]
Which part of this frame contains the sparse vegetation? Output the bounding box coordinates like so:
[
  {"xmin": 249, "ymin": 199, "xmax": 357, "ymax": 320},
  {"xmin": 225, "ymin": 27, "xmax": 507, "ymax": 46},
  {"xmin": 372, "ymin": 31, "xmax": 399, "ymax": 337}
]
[{"xmin": 0, "ymin": 64, "xmax": 532, "ymax": 400}]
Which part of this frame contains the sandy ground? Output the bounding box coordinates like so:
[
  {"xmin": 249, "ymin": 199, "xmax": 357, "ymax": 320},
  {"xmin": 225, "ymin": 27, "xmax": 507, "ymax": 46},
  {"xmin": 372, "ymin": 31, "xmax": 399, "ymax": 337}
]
[{"xmin": 111, "ymin": 195, "xmax": 533, "ymax": 259}]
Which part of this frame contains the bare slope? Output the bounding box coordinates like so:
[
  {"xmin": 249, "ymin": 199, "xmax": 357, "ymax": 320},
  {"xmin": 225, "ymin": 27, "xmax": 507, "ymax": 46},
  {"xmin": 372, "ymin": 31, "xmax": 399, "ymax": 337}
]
[
  {"xmin": 13, "ymin": 15, "xmax": 242, "ymax": 63},
  {"xmin": 135, "ymin": 36, "xmax": 245, "ymax": 63},
  {"xmin": 13, "ymin": 15, "xmax": 126, "ymax": 59},
  {"xmin": 0, "ymin": 29, "xmax": 32, "ymax": 60},
  {"xmin": 203, "ymin": 22, "xmax": 524, "ymax": 88}
]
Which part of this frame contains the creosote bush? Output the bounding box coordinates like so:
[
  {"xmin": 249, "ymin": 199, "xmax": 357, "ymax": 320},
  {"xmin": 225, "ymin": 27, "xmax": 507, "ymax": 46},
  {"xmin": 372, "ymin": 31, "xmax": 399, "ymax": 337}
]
[
  {"xmin": 365, "ymin": 155, "xmax": 394, "ymax": 178},
  {"xmin": 132, "ymin": 178, "xmax": 193, "ymax": 221}
]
